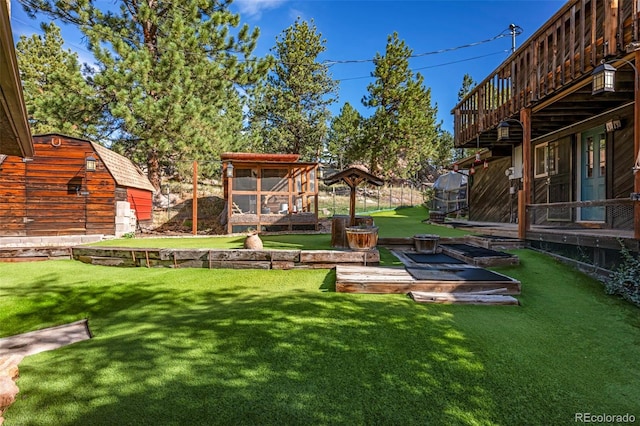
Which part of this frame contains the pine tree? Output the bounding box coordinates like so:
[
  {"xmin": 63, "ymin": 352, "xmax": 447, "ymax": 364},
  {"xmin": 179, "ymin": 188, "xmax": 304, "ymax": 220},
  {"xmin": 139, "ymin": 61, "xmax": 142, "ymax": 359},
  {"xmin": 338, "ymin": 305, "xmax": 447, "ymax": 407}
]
[
  {"xmin": 16, "ymin": 22, "xmax": 109, "ymax": 140},
  {"xmin": 326, "ymin": 102, "xmax": 362, "ymax": 169},
  {"xmin": 248, "ymin": 18, "xmax": 337, "ymax": 161},
  {"xmin": 458, "ymin": 73, "xmax": 477, "ymax": 102},
  {"xmin": 20, "ymin": 0, "xmax": 270, "ymax": 189},
  {"xmin": 358, "ymin": 32, "xmax": 439, "ymax": 179}
]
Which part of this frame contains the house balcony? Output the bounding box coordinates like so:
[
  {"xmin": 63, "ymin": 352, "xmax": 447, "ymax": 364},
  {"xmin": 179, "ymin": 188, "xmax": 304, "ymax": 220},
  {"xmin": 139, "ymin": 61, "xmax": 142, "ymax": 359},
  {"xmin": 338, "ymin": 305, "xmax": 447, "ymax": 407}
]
[{"xmin": 452, "ymin": 0, "xmax": 640, "ymax": 148}]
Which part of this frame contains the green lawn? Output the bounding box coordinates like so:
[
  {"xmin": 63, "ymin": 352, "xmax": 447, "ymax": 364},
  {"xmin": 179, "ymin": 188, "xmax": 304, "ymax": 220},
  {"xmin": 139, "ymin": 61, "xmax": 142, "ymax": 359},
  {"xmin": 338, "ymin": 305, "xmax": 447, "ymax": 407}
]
[{"xmin": 1, "ymin": 207, "xmax": 639, "ymax": 425}]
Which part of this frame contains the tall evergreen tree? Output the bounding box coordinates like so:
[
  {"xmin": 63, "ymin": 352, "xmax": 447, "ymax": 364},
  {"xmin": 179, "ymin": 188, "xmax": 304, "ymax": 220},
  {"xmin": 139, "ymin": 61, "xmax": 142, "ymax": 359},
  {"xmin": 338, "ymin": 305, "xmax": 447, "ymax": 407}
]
[
  {"xmin": 326, "ymin": 102, "xmax": 362, "ymax": 169},
  {"xmin": 20, "ymin": 0, "xmax": 270, "ymax": 190},
  {"xmin": 457, "ymin": 73, "xmax": 477, "ymax": 102},
  {"xmin": 248, "ymin": 18, "xmax": 337, "ymax": 161},
  {"xmin": 16, "ymin": 22, "xmax": 109, "ymax": 140},
  {"xmin": 357, "ymin": 32, "xmax": 438, "ymax": 179}
]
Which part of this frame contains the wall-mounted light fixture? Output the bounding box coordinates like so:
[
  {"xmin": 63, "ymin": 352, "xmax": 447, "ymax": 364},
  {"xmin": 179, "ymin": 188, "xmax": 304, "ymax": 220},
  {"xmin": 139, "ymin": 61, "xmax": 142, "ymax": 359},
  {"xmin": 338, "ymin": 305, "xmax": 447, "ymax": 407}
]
[
  {"xmin": 226, "ymin": 161, "xmax": 234, "ymax": 178},
  {"xmin": 591, "ymin": 62, "xmax": 617, "ymax": 95},
  {"xmin": 86, "ymin": 155, "xmax": 97, "ymax": 172},
  {"xmin": 496, "ymin": 118, "xmax": 525, "ymax": 142}
]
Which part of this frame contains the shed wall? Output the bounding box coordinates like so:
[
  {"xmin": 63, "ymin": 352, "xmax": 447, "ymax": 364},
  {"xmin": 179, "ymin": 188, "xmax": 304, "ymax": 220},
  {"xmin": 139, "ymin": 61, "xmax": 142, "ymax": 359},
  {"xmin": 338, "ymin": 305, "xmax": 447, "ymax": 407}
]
[
  {"xmin": 0, "ymin": 135, "xmax": 119, "ymax": 236},
  {"xmin": 127, "ymin": 187, "xmax": 153, "ymax": 221},
  {"xmin": 0, "ymin": 156, "xmax": 26, "ymax": 235}
]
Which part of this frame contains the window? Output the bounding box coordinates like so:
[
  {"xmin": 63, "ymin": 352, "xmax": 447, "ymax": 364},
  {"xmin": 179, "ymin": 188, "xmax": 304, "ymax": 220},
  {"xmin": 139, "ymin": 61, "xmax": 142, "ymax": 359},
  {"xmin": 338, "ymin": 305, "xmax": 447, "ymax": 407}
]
[
  {"xmin": 261, "ymin": 168, "xmax": 288, "ymax": 192},
  {"xmin": 599, "ymin": 136, "xmax": 606, "ymax": 177},
  {"xmin": 535, "ymin": 143, "xmax": 549, "ymax": 177},
  {"xmin": 534, "ymin": 141, "xmax": 560, "ymax": 178},
  {"xmin": 585, "ymin": 137, "xmax": 594, "ymax": 178},
  {"xmin": 233, "ymin": 168, "xmax": 257, "ymax": 191}
]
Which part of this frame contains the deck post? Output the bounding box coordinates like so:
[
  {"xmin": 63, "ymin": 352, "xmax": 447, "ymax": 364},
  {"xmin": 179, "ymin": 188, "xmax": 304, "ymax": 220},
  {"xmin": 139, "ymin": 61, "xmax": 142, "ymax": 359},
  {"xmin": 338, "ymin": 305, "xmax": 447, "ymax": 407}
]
[
  {"xmin": 518, "ymin": 108, "xmax": 532, "ymax": 240},
  {"xmin": 635, "ymin": 49, "xmax": 640, "ymax": 240}
]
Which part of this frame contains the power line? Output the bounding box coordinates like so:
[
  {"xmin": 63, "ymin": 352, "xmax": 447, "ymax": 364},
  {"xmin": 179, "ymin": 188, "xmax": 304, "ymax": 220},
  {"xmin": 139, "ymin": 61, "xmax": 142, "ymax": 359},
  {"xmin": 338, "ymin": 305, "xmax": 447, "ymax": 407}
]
[
  {"xmin": 336, "ymin": 50, "xmax": 511, "ymax": 82},
  {"xmin": 323, "ymin": 31, "xmax": 511, "ymax": 66}
]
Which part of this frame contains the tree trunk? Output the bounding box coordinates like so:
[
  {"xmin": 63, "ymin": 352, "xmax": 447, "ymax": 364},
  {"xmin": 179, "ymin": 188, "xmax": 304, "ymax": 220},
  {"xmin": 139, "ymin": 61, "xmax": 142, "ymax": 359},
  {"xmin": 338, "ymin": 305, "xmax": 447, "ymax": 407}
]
[{"xmin": 147, "ymin": 150, "xmax": 161, "ymax": 191}]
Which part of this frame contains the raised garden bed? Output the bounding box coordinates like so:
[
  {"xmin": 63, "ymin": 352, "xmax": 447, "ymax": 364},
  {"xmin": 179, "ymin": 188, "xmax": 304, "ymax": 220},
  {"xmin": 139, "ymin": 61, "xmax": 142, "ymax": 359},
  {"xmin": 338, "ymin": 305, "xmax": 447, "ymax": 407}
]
[{"xmin": 72, "ymin": 246, "xmax": 379, "ymax": 269}]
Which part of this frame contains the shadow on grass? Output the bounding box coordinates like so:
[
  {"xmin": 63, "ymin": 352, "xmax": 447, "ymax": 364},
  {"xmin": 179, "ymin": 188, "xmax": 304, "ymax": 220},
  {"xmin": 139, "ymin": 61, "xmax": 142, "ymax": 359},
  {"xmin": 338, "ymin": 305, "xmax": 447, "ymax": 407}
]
[{"xmin": 5, "ymin": 266, "xmax": 496, "ymax": 426}]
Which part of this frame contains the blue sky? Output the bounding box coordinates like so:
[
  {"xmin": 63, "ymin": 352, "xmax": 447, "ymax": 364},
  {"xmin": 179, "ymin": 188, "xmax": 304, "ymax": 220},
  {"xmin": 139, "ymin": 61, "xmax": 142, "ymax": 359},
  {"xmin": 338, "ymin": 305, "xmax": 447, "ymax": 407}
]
[{"xmin": 10, "ymin": 0, "xmax": 565, "ymax": 133}]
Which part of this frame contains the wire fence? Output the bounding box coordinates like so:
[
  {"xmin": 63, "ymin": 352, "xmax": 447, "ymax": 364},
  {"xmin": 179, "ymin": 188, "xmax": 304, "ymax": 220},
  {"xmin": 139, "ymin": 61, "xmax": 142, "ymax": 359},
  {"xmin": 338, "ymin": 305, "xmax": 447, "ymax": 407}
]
[
  {"xmin": 317, "ymin": 183, "xmax": 428, "ymax": 217},
  {"xmin": 151, "ymin": 180, "xmax": 430, "ymax": 232}
]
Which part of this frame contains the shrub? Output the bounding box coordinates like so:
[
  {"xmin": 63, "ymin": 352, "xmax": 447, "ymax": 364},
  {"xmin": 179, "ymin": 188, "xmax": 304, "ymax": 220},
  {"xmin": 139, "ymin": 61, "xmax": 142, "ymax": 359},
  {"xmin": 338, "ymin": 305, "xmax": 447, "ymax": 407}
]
[{"xmin": 606, "ymin": 243, "xmax": 640, "ymax": 307}]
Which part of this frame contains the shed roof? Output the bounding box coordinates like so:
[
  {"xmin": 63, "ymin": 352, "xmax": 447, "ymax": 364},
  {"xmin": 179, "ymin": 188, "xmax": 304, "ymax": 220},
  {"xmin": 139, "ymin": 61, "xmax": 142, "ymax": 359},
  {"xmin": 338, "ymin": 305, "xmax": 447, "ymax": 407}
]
[
  {"xmin": 91, "ymin": 142, "xmax": 156, "ymax": 192},
  {"xmin": 221, "ymin": 152, "xmax": 301, "ymax": 163},
  {"xmin": 323, "ymin": 166, "xmax": 384, "ymax": 187}
]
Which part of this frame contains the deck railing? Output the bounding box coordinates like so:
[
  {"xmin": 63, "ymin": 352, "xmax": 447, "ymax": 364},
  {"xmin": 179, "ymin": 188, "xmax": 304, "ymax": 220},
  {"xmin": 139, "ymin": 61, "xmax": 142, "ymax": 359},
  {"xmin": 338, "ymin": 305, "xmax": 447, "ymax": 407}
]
[
  {"xmin": 527, "ymin": 198, "xmax": 635, "ymax": 231},
  {"xmin": 453, "ymin": 0, "xmax": 640, "ymax": 147}
]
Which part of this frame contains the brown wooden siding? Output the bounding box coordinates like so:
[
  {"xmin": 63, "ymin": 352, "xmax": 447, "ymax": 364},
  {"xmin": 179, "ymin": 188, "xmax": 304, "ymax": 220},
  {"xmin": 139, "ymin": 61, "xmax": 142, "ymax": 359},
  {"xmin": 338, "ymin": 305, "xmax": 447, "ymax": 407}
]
[
  {"xmin": 611, "ymin": 111, "xmax": 635, "ymax": 198},
  {"xmin": 0, "ymin": 157, "xmax": 26, "ymax": 235},
  {"xmin": 0, "ymin": 135, "xmax": 120, "ymax": 236},
  {"xmin": 610, "ymin": 110, "xmax": 635, "ymax": 229},
  {"xmin": 468, "ymin": 156, "xmax": 512, "ymax": 222}
]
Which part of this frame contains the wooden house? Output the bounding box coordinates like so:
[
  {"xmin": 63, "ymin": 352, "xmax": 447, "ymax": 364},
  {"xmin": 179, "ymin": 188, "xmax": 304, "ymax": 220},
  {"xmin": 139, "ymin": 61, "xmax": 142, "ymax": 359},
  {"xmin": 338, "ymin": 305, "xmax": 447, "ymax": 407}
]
[
  {"xmin": 452, "ymin": 0, "xmax": 640, "ymax": 266},
  {"xmin": 221, "ymin": 152, "xmax": 319, "ymax": 234},
  {"xmin": 0, "ymin": 134, "xmax": 155, "ymax": 236},
  {"xmin": 0, "ymin": 0, "xmax": 33, "ymax": 158}
]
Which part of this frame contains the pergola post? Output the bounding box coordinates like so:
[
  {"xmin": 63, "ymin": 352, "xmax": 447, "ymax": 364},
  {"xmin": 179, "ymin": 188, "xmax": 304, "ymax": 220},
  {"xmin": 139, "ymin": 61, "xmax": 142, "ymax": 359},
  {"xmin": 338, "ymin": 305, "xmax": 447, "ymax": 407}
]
[{"xmin": 192, "ymin": 160, "xmax": 198, "ymax": 235}]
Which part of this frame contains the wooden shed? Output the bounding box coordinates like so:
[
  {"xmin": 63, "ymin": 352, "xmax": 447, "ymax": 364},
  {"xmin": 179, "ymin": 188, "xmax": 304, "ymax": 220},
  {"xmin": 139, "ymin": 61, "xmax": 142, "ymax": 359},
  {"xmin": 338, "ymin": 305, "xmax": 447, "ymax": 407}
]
[
  {"xmin": 0, "ymin": 134, "xmax": 155, "ymax": 236},
  {"xmin": 221, "ymin": 152, "xmax": 319, "ymax": 234}
]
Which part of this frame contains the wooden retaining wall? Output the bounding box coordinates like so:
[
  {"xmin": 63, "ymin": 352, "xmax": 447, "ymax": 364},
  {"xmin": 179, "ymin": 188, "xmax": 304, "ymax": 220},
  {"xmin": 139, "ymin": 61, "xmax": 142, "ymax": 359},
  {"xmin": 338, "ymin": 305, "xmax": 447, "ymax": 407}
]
[{"xmin": 71, "ymin": 246, "xmax": 380, "ymax": 270}]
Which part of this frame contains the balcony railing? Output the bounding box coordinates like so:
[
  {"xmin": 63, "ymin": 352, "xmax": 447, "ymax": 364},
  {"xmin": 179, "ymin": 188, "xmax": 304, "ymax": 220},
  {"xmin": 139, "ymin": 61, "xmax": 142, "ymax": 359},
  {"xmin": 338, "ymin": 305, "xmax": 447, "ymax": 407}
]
[{"xmin": 453, "ymin": 0, "xmax": 640, "ymax": 147}]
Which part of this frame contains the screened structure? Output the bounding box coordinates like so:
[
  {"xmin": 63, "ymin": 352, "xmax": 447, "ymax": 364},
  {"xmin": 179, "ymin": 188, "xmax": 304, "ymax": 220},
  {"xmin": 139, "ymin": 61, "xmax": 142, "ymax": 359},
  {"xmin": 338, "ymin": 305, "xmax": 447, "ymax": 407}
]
[
  {"xmin": 221, "ymin": 152, "xmax": 319, "ymax": 234},
  {"xmin": 431, "ymin": 171, "xmax": 468, "ymax": 214}
]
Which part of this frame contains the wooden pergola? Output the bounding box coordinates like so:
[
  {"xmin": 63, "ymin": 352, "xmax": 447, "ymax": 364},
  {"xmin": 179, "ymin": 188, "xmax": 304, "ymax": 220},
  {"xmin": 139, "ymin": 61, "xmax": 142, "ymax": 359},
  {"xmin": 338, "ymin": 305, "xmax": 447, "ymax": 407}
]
[{"xmin": 323, "ymin": 166, "xmax": 384, "ymax": 226}]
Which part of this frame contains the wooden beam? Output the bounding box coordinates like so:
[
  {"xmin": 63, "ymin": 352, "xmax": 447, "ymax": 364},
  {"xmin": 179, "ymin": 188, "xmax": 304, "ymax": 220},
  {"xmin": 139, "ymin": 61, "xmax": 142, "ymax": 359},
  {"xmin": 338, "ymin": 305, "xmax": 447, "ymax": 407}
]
[
  {"xmin": 519, "ymin": 108, "xmax": 532, "ymax": 239},
  {"xmin": 192, "ymin": 160, "xmax": 198, "ymax": 235},
  {"xmin": 634, "ymin": 49, "xmax": 640, "ymax": 240}
]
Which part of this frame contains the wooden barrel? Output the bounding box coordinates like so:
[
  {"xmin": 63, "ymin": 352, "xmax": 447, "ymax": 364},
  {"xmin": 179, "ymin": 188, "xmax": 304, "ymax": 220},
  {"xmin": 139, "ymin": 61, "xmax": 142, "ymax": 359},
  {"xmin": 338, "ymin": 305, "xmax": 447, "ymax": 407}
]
[
  {"xmin": 413, "ymin": 234, "xmax": 439, "ymax": 253},
  {"xmin": 345, "ymin": 226, "xmax": 379, "ymax": 251},
  {"xmin": 331, "ymin": 215, "xmax": 375, "ymax": 248},
  {"xmin": 429, "ymin": 211, "xmax": 445, "ymax": 223}
]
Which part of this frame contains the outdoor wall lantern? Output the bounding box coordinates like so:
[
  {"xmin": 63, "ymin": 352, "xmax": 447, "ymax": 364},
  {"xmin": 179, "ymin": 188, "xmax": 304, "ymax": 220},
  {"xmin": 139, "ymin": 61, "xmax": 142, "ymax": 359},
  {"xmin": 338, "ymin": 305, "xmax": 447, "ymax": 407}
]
[
  {"xmin": 483, "ymin": 159, "xmax": 489, "ymax": 169},
  {"xmin": 226, "ymin": 161, "xmax": 234, "ymax": 178},
  {"xmin": 85, "ymin": 155, "xmax": 97, "ymax": 172},
  {"xmin": 453, "ymin": 163, "xmax": 459, "ymax": 172},
  {"xmin": 591, "ymin": 62, "xmax": 616, "ymax": 95},
  {"xmin": 469, "ymin": 164, "xmax": 476, "ymax": 175},
  {"xmin": 496, "ymin": 121, "xmax": 511, "ymax": 141},
  {"xmin": 496, "ymin": 118, "xmax": 524, "ymax": 142}
]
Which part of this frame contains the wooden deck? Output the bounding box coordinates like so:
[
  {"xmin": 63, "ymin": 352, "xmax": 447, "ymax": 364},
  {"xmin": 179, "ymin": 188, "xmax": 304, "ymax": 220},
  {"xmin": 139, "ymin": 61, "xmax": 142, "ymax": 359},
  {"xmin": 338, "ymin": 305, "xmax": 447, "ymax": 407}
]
[
  {"xmin": 446, "ymin": 220, "xmax": 639, "ymax": 252},
  {"xmin": 335, "ymin": 264, "xmax": 521, "ymax": 294}
]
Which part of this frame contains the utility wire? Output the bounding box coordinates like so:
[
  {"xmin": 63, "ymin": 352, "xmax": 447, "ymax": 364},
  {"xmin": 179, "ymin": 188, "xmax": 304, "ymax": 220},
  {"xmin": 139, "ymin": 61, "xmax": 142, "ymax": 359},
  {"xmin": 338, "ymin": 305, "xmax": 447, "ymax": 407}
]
[{"xmin": 323, "ymin": 31, "xmax": 511, "ymax": 66}]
